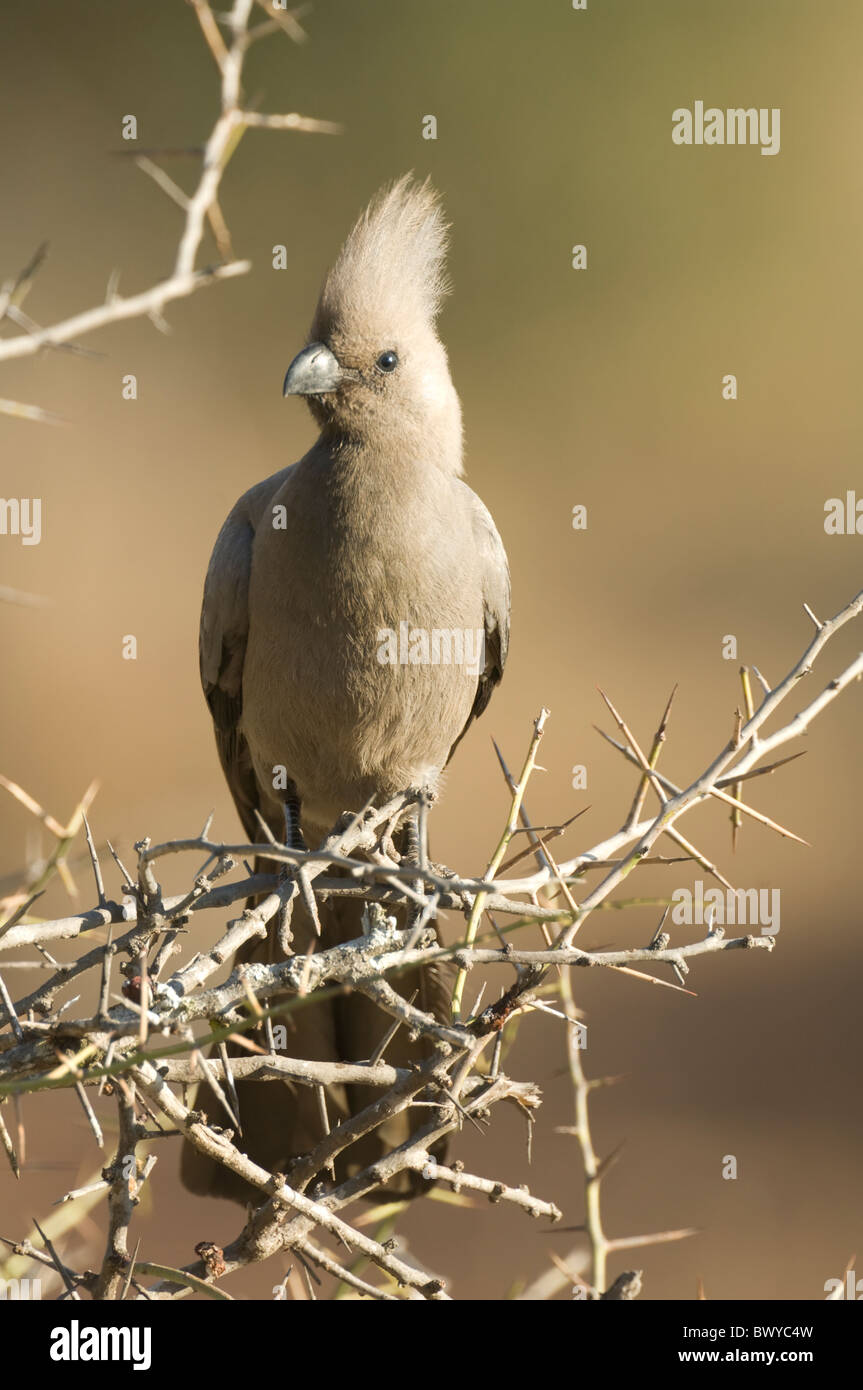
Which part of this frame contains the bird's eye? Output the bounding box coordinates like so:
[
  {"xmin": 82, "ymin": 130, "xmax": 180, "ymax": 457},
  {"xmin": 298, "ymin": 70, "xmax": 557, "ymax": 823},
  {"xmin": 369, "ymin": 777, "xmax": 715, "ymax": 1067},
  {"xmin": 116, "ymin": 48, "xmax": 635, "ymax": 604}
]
[{"xmin": 375, "ymin": 350, "xmax": 399, "ymax": 374}]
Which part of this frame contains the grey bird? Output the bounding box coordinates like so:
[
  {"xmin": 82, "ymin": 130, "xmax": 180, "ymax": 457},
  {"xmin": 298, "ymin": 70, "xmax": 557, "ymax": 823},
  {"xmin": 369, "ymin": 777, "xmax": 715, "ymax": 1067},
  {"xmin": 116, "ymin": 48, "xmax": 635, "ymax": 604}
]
[{"xmin": 181, "ymin": 175, "xmax": 510, "ymax": 1204}]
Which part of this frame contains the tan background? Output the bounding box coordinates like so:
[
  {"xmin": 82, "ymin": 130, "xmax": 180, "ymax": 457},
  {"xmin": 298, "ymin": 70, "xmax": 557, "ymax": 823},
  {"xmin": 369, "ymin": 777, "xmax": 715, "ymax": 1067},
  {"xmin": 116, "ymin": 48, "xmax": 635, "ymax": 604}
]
[{"xmin": 1, "ymin": 0, "xmax": 861, "ymax": 1299}]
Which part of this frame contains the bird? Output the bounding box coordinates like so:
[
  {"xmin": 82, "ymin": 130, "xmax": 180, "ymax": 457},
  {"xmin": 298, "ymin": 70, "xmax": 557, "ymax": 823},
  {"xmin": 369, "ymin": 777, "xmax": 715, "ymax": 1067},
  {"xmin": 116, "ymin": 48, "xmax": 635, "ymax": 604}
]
[{"xmin": 181, "ymin": 175, "xmax": 510, "ymax": 1205}]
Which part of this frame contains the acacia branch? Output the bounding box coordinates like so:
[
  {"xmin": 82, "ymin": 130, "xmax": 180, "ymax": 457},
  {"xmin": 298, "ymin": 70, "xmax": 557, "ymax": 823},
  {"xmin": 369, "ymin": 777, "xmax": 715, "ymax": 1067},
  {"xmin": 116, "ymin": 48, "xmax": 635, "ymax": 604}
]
[
  {"xmin": 0, "ymin": 585, "xmax": 860, "ymax": 1297},
  {"xmin": 0, "ymin": 0, "xmax": 338, "ymax": 411}
]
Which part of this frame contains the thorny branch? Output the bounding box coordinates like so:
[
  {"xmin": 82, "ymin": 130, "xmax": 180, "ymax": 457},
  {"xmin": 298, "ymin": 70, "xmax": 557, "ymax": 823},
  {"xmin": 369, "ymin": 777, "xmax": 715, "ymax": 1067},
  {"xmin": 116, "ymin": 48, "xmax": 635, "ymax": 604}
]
[
  {"xmin": 0, "ymin": 0, "xmax": 338, "ymax": 421},
  {"xmin": 0, "ymin": 587, "xmax": 860, "ymax": 1297}
]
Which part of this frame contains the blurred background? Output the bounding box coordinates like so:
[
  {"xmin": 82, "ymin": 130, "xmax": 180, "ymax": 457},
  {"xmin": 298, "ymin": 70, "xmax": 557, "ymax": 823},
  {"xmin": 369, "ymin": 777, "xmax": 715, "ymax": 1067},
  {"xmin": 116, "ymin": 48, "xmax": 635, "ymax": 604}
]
[{"xmin": 0, "ymin": 0, "xmax": 861, "ymax": 1300}]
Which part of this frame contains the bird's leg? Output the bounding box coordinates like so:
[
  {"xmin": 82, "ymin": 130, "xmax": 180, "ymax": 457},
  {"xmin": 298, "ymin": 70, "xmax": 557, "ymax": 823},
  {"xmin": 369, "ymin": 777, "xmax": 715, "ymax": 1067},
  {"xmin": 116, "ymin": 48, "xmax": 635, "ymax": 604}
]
[
  {"xmin": 280, "ymin": 786, "xmax": 322, "ymax": 941},
  {"xmin": 399, "ymin": 789, "xmax": 434, "ymax": 936},
  {"xmin": 275, "ymin": 784, "xmax": 321, "ymax": 951},
  {"xmin": 282, "ymin": 785, "xmax": 308, "ymax": 855},
  {"xmin": 402, "ymin": 810, "xmax": 422, "ymax": 871},
  {"xmin": 399, "ymin": 789, "xmax": 429, "ymax": 875},
  {"xmin": 399, "ymin": 789, "xmax": 468, "ymax": 911}
]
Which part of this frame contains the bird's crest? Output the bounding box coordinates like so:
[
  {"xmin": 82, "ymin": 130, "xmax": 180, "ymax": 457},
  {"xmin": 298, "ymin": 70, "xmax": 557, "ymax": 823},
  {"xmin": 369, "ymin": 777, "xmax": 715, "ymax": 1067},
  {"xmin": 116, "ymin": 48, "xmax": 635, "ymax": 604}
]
[{"xmin": 312, "ymin": 175, "xmax": 450, "ymax": 343}]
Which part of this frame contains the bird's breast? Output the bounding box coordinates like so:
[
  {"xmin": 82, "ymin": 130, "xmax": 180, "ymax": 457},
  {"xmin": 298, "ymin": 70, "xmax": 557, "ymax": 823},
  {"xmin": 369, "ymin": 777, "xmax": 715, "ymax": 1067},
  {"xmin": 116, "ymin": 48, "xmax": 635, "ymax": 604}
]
[{"xmin": 240, "ymin": 457, "xmax": 483, "ymax": 826}]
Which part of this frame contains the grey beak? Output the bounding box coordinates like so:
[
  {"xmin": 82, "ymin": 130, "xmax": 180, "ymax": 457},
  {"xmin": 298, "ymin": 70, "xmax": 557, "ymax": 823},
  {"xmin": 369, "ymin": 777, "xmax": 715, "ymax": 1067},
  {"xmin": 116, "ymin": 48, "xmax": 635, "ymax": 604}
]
[{"xmin": 283, "ymin": 342, "xmax": 343, "ymax": 397}]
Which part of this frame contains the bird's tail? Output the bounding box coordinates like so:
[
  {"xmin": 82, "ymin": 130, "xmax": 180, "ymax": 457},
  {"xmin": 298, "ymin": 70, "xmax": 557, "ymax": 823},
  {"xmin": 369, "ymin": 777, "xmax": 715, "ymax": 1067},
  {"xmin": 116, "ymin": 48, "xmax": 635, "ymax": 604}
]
[{"xmin": 180, "ymin": 861, "xmax": 454, "ymax": 1205}]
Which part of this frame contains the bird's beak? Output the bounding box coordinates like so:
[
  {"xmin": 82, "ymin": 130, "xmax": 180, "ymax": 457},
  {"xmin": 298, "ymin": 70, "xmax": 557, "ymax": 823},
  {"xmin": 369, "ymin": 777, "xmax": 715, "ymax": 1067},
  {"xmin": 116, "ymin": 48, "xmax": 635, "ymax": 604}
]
[{"xmin": 282, "ymin": 342, "xmax": 343, "ymax": 397}]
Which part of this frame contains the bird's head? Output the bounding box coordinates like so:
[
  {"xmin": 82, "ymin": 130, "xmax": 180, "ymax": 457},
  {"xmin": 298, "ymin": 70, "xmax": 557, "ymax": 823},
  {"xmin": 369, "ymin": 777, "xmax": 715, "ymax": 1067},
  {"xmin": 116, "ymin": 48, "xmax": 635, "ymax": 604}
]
[{"xmin": 283, "ymin": 175, "xmax": 463, "ymax": 472}]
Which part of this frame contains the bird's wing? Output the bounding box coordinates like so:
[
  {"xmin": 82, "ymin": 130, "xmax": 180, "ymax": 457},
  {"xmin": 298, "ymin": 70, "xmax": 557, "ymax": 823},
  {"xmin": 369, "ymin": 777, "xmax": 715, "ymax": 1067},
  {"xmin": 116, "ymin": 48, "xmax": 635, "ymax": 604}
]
[
  {"xmin": 199, "ymin": 467, "xmax": 293, "ymax": 840},
  {"xmin": 447, "ymin": 481, "xmax": 511, "ymax": 761}
]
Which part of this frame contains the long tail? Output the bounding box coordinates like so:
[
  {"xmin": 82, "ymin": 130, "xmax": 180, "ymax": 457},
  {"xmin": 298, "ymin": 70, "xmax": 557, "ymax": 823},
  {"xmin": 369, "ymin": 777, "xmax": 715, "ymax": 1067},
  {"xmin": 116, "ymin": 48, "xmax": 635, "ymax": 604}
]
[{"xmin": 180, "ymin": 862, "xmax": 454, "ymax": 1205}]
